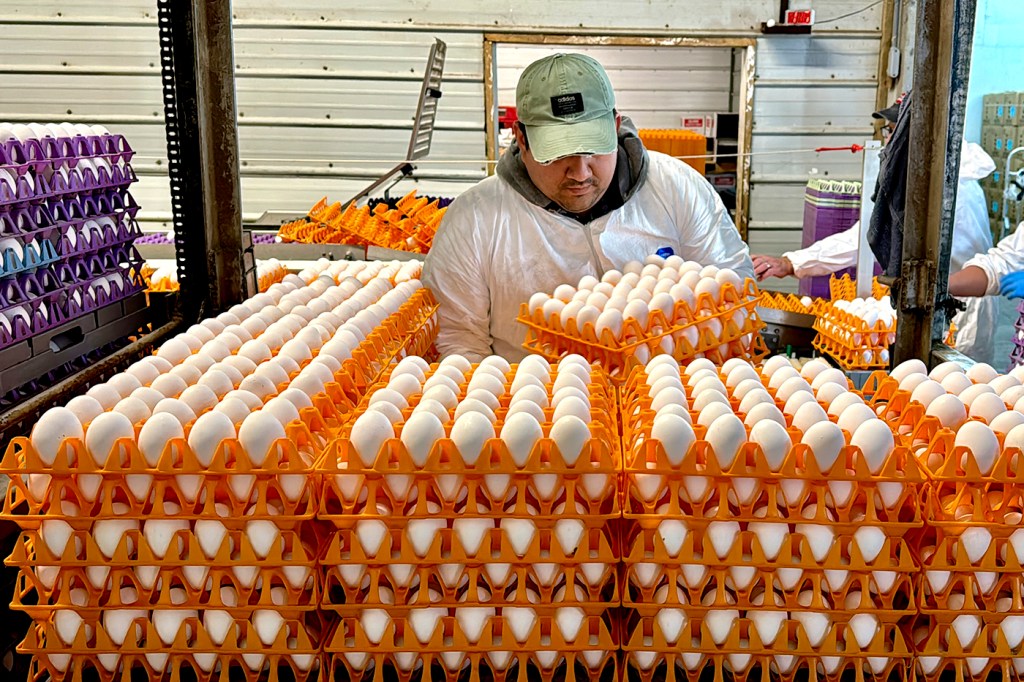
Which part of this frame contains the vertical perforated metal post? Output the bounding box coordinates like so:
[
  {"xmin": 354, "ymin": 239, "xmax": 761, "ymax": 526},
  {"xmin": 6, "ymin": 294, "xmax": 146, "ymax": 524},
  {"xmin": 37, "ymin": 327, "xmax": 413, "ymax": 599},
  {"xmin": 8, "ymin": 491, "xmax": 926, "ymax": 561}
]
[
  {"xmin": 157, "ymin": 0, "xmax": 244, "ymax": 319},
  {"xmin": 893, "ymin": 0, "xmax": 977, "ymax": 366}
]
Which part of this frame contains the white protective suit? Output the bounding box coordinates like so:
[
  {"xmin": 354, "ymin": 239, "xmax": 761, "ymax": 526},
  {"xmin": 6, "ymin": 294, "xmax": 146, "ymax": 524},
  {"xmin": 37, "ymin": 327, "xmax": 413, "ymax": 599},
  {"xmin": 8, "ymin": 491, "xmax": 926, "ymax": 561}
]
[
  {"xmin": 422, "ymin": 150, "xmax": 753, "ymax": 362},
  {"xmin": 963, "ymin": 222, "xmax": 1024, "ymax": 293},
  {"xmin": 782, "ymin": 141, "xmax": 997, "ymax": 363}
]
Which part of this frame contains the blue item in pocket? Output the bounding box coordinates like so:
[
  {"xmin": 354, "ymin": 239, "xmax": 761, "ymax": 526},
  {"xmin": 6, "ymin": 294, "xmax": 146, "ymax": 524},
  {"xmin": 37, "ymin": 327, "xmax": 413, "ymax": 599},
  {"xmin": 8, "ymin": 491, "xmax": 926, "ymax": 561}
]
[{"xmin": 655, "ymin": 247, "xmax": 675, "ymax": 259}]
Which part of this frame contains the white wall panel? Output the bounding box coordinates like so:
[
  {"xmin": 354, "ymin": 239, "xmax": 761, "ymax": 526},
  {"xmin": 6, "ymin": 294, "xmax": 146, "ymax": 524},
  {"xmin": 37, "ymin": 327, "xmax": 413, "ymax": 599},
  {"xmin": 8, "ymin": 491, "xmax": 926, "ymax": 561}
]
[
  {"xmin": 496, "ymin": 44, "xmax": 737, "ymax": 131},
  {"xmin": 748, "ymin": 30, "xmax": 880, "ymax": 259},
  {"xmin": 750, "ymin": 134, "xmax": 870, "ymax": 182},
  {"xmin": 1, "ymin": 0, "xmax": 885, "ymax": 246},
  {"xmin": 4, "ymin": 0, "xmax": 884, "ymax": 32}
]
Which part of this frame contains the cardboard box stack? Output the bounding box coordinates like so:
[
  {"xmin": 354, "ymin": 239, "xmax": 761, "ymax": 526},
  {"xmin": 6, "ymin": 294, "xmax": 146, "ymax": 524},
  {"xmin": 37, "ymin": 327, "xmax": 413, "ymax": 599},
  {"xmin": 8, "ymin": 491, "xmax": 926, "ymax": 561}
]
[{"xmin": 981, "ymin": 93, "xmax": 1024, "ymax": 240}]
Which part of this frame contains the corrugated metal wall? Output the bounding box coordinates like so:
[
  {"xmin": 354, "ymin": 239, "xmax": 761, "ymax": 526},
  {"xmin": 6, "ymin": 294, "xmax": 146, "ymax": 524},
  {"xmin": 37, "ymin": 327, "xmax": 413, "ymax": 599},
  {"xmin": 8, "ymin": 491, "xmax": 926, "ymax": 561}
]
[
  {"xmin": 495, "ymin": 45, "xmax": 739, "ymax": 128},
  {"xmin": 1, "ymin": 0, "xmax": 886, "ymax": 280}
]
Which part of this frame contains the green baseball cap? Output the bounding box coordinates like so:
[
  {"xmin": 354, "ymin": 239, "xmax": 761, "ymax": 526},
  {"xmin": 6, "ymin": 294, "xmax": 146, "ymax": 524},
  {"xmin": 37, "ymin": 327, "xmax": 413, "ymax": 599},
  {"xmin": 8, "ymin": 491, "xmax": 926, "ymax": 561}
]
[{"xmin": 515, "ymin": 53, "xmax": 617, "ymax": 164}]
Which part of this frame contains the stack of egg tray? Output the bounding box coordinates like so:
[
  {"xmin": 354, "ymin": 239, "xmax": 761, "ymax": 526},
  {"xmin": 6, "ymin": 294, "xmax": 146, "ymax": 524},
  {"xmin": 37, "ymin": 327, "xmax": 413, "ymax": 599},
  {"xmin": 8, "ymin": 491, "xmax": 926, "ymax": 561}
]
[
  {"xmin": 828, "ymin": 274, "xmax": 890, "ymax": 301},
  {"xmin": 1009, "ymin": 299, "xmax": 1024, "ymax": 370},
  {"xmin": 861, "ymin": 369, "xmax": 1024, "ymax": 680},
  {"xmin": 517, "ymin": 279, "xmax": 769, "ymax": 384},
  {"xmin": 278, "ymin": 190, "xmax": 446, "ymax": 255},
  {"xmin": 812, "ymin": 303, "xmax": 896, "ymax": 370},
  {"xmin": 317, "ymin": 362, "xmax": 622, "ymax": 682},
  {"xmin": 0, "ymin": 127, "xmax": 143, "ymax": 352},
  {"xmin": 758, "ymin": 291, "xmax": 827, "ymax": 317},
  {"xmin": 617, "ymin": 363, "xmax": 923, "ymax": 682},
  {"xmin": 0, "ymin": 423, "xmax": 328, "ymax": 682},
  {"xmin": 637, "ymin": 129, "xmax": 707, "ymax": 174},
  {"xmin": 911, "ymin": 417, "xmax": 1024, "ymax": 681}
]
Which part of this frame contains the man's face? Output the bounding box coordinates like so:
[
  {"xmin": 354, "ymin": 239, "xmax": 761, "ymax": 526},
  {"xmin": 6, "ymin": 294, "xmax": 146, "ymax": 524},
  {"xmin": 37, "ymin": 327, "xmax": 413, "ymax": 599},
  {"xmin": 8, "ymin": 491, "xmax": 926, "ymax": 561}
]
[{"xmin": 513, "ymin": 117, "xmax": 620, "ymax": 214}]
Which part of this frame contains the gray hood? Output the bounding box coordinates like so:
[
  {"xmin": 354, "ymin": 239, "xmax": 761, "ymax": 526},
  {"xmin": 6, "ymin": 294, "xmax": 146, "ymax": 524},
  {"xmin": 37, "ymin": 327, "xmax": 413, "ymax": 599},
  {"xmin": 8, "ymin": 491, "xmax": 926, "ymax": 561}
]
[{"xmin": 496, "ymin": 115, "xmax": 650, "ymax": 210}]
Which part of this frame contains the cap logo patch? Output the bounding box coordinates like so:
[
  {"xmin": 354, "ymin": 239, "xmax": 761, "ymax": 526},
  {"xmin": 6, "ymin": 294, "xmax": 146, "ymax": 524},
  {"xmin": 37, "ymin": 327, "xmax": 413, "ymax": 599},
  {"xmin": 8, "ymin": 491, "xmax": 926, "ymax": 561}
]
[{"xmin": 550, "ymin": 93, "xmax": 585, "ymax": 117}]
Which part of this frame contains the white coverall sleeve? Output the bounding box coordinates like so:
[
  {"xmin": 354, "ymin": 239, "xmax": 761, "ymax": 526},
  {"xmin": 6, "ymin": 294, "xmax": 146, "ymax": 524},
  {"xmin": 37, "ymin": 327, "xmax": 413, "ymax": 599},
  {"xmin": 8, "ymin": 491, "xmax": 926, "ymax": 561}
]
[
  {"xmin": 666, "ymin": 162, "xmax": 754, "ymax": 280},
  {"xmin": 782, "ymin": 222, "xmax": 860, "ymax": 278},
  {"xmin": 421, "ymin": 201, "xmax": 494, "ymax": 362},
  {"xmin": 961, "ymin": 221, "xmax": 1024, "ymax": 295}
]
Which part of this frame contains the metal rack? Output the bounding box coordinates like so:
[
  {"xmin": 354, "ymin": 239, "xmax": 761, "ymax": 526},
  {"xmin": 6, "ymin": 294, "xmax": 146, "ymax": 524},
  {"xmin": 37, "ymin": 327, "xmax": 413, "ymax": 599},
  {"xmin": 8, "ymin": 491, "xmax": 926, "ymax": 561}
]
[{"xmin": 250, "ymin": 38, "xmax": 447, "ymax": 229}]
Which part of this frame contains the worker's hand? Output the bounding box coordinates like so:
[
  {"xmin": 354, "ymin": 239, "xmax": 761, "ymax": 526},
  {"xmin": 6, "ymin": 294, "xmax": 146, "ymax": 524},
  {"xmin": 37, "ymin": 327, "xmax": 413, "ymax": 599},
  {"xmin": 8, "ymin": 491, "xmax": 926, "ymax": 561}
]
[
  {"xmin": 752, "ymin": 254, "xmax": 795, "ymax": 281},
  {"xmin": 1000, "ymin": 271, "xmax": 1024, "ymax": 299}
]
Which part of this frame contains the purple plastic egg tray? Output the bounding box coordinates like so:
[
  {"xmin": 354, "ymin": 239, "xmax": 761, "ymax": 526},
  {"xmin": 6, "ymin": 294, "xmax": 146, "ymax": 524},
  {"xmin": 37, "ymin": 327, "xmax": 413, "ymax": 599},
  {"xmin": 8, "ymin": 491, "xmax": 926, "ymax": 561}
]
[
  {"xmin": 0, "ymin": 132, "xmax": 134, "ymax": 176},
  {"xmin": 0, "ymin": 161, "xmax": 137, "ymax": 208},
  {"xmin": 0, "ymin": 123, "xmax": 143, "ymax": 353},
  {"xmin": 798, "ymin": 180, "xmax": 865, "ymax": 300},
  {"xmin": 0, "ymin": 250, "xmax": 144, "ymax": 351},
  {"xmin": 1009, "ymin": 299, "xmax": 1024, "ymax": 370},
  {"xmin": 135, "ymin": 232, "xmax": 174, "ymax": 245}
]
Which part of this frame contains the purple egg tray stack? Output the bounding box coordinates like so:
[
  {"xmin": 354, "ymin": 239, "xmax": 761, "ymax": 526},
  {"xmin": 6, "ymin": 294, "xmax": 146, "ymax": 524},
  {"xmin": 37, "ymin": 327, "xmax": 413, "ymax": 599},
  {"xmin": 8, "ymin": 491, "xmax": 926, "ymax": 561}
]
[
  {"xmin": 0, "ymin": 123, "xmax": 145, "ymax": 354},
  {"xmin": 1009, "ymin": 299, "xmax": 1024, "ymax": 370},
  {"xmin": 798, "ymin": 179, "xmax": 863, "ymax": 300}
]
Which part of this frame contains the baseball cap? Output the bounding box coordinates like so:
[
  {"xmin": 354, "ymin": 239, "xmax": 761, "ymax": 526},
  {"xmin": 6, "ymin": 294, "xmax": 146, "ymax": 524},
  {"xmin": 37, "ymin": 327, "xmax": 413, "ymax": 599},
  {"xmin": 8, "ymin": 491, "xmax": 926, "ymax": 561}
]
[
  {"xmin": 515, "ymin": 53, "xmax": 618, "ymax": 164},
  {"xmin": 872, "ymin": 103, "xmax": 900, "ymax": 124}
]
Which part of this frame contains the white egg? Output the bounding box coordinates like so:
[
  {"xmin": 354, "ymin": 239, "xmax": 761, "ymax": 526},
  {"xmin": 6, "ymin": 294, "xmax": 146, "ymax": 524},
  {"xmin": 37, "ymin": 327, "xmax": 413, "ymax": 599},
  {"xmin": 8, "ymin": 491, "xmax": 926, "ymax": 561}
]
[
  {"xmin": 62, "ymin": 396, "xmax": 104, "ymax": 428},
  {"xmin": 801, "ymin": 421, "xmax": 846, "ymax": 472},
  {"xmin": 31, "ymin": 407, "xmax": 84, "ymax": 464},
  {"xmin": 954, "ymin": 421, "xmax": 999, "ymax": 475},
  {"xmin": 401, "ymin": 411, "xmax": 445, "ymax": 466},
  {"xmin": 925, "ymin": 394, "xmax": 968, "ymax": 429},
  {"xmin": 549, "ymin": 415, "xmax": 591, "ymax": 465},
  {"xmin": 850, "ymin": 419, "xmax": 895, "ymax": 474},
  {"xmin": 499, "ymin": 412, "xmax": 543, "ymax": 467},
  {"xmin": 705, "ymin": 413, "xmax": 745, "ymax": 468},
  {"xmin": 744, "ymin": 402, "xmax": 787, "ymax": 429},
  {"xmin": 890, "ymin": 359, "xmax": 927, "ymax": 383},
  {"xmin": 929, "ymin": 361, "xmax": 965, "ymax": 382},
  {"xmin": 187, "ymin": 411, "xmax": 236, "ymax": 466},
  {"xmin": 837, "ymin": 402, "xmax": 876, "ymax": 435},
  {"xmin": 910, "ymin": 379, "xmax": 947, "ymax": 409},
  {"xmin": 969, "ymin": 392, "xmax": 1007, "ymax": 424},
  {"xmin": 966, "ymin": 363, "xmax": 999, "ymax": 383},
  {"xmin": 152, "ymin": 398, "xmax": 198, "ymax": 426},
  {"xmin": 750, "ymin": 420, "xmax": 791, "ymax": 471}
]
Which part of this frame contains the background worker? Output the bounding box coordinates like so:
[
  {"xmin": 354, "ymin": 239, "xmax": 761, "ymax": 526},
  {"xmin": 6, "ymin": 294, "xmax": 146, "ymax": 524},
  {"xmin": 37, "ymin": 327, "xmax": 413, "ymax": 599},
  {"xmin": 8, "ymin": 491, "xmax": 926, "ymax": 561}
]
[{"xmin": 752, "ymin": 105, "xmax": 997, "ymax": 362}]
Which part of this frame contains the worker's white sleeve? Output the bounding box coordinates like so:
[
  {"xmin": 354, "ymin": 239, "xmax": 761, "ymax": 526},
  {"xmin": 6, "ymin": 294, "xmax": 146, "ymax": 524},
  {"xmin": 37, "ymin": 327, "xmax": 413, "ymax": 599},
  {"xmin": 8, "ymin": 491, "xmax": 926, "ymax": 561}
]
[
  {"xmin": 421, "ymin": 201, "xmax": 494, "ymax": 362},
  {"xmin": 961, "ymin": 221, "xmax": 1024, "ymax": 295},
  {"xmin": 666, "ymin": 163, "xmax": 754, "ymax": 280},
  {"xmin": 782, "ymin": 223, "xmax": 860, "ymax": 278}
]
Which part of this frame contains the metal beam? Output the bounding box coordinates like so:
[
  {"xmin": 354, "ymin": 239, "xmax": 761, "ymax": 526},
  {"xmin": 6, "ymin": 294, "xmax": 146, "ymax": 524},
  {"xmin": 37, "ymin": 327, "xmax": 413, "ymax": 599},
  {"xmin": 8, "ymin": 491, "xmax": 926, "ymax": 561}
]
[
  {"xmin": 157, "ymin": 0, "xmax": 244, "ymax": 321},
  {"xmin": 0, "ymin": 320, "xmax": 179, "ymax": 442},
  {"xmin": 893, "ymin": 0, "xmax": 976, "ymax": 366}
]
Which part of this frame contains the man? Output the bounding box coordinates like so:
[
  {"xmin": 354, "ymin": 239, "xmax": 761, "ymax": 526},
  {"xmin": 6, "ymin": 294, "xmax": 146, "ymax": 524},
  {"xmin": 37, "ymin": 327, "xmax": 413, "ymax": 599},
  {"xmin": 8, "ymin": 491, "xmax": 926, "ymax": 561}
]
[
  {"xmin": 423, "ymin": 53, "xmax": 753, "ymax": 361},
  {"xmin": 751, "ymin": 106, "xmax": 997, "ymax": 362}
]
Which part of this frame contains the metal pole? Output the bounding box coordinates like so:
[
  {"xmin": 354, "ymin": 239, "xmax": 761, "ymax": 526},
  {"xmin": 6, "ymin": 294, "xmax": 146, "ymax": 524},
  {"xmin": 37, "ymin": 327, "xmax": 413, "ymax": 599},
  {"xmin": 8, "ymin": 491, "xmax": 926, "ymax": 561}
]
[
  {"xmin": 856, "ymin": 141, "xmax": 883, "ymax": 299},
  {"xmin": 893, "ymin": 0, "xmax": 976, "ymax": 366},
  {"xmin": 157, "ymin": 0, "xmax": 244, "ymax": 320},
  {"xmin": 932, "ymin": 0, "xmax": 977, "ymax": 350},
  {"xmin": 194, "ymin": 0, "xmax": 245, "ymax": 311}
]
